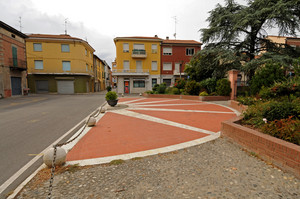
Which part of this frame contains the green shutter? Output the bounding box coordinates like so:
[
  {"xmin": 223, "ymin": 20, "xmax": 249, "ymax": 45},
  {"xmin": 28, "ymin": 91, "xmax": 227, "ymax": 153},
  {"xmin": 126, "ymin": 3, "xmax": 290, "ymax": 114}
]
[{"xmin": 12, "ymin": 46, "xmax": 18, "ymax": 67}]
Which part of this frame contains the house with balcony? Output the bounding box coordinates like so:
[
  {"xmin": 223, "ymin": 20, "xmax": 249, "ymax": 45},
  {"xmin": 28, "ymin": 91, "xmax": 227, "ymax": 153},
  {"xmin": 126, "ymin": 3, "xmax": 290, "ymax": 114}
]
[
  {"xmin": 93, "ymin": 55, "xmax": 106, "ymax": 91},
  {"xmin": 0, "ymin": 21, "xmax": 28, "ymax": 98},
  {"xmin": 161, "ymin": 37, "xmax": 202, "ymax": 86},
  {"xmin": 26, "ymin": 34, "xmax": 95, "ymax": 94},
  {"xmin": 113, "ymin": 36, "xmax": 163, "ymax": 94}
]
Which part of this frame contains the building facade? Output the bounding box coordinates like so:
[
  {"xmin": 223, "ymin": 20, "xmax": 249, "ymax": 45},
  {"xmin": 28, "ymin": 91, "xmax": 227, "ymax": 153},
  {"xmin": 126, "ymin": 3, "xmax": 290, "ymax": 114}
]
[
  {"xmin": 93, "ymin": 55, "xmax": 106, "ymax": 91},
  {"xmin": 113, "ymin": 36, "xmax": 163, "ymax": 94},
  {"xmin": 26, "ymin": 34, "xmax": 95, "ymax": 94},
  {"xmin": 0, "ymin": 21, "xmax": 28, "ymax": 98},
  {"xmin": 161, "ymin": 38, "xmax": 202, "ymax": 86}
]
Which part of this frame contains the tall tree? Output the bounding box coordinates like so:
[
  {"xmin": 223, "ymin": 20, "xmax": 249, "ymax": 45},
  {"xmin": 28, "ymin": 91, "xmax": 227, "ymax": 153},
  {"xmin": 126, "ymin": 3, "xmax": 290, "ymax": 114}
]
[{"xmin": 201, "ymin": 0, "xmax": 300, "ymax": 79}]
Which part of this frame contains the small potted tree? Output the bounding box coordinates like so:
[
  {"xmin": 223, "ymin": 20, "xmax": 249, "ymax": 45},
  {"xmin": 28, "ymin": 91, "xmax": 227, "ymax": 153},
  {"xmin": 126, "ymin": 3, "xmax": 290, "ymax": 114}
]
[{"xmin": 105, "ymin": 91, "xmax": 118, "ymax": 107}]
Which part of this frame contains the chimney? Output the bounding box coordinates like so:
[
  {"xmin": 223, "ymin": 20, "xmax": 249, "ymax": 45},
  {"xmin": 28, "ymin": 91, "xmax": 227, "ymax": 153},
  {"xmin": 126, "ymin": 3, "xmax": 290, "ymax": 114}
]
[
  {"xmin": 154, "ymin": 35, "xmax": 158, "ymax": 38},
  {"xmin": 166, "ymin": 36, "xmax": 169, "ymax": 40}
]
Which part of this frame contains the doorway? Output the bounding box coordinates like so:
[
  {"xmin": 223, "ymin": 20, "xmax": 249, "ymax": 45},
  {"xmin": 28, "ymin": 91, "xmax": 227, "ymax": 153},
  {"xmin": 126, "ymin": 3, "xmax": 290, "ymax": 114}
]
[{"xmin": 124, "ymin": 80, "xmax": 130, "ymax": 94}]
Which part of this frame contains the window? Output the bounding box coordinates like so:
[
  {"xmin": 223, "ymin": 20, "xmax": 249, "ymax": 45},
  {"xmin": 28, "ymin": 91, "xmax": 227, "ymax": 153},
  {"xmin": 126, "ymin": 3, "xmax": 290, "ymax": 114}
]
[
  {"xmin": 133, "ymin": 44, "xmax": 145, "ymax": 50},
  {"xmin": 62, "ymin": 61, "xmax": 71, "ymax": 71},
  {"xmin": 123, "ymin": 60, "xmax": 129, "ymax": 70},
  {"xmin": 12, "ymin": 46, "xmax": 18, "ymax": 67},
  {"xmin": 163, "ymin": 47, "xmax": 172, "ymax": 55},
  {"xmin": 34, "ymin": 60, "xmax": 43, "ymax": 69},
  {"xmin": 152, "ymin": 44, "xmax": 157, "ymax": 53},
  {"xmin": 33, "ymin": 43, "xmax": 42, "ymax": 51},
  {"xmin": 175, "ymin": 63, "xmax": 180, "ymax": 72},
  {"xmin": 163, "ymin": 79, "xmax": 172, "ymax": 87},
  {"xmin": 123, "ymin": 43, "xmax": 129, "ymax": 52},
  {"xmin": 85, "ymin": 49, "xmax": 87, "ymax": 56},
  {"xmin": 186, "ymin": 48, "xmax": 195, "ymax": 56},
  {"xmin": 86, "ymin": 64, "xmax": 89, "ymax": 71},
  {"xmin": 152, "ymin": 78, "xmax": 157, "ymax": 87},
  {"xmin": 133, "ymin": 80, "xmax": 145, "ymax": 88},
  {"xmin": 136, "ymin": 61, "xmax": 142, "ymax": 72},
  {"xmin": 163, "ymin": 62, "xmax": 172, "ymax": 71},
  {"xmin": 61, "ymin": 44, "xmax": 70, "ymax": 52},
  {"xmin": 151, "ymin": 61, "xmax": 157, "ymax": 71}
]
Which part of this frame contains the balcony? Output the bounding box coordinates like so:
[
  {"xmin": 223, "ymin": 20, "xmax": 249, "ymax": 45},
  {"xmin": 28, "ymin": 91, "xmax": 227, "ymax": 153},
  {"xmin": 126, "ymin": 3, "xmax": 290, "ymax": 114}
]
[
  {"xmin": 112, "ymin": 69, "xmax": 149, "ymax": 76},
  {"xmin": 173, "ymin": 70, "xmax": 186, "ymax": 76},
  {"xmin": 132, "ymin": 49, "xmax": 147, "ymax": 58},
  {"xmin": 29, "ymin": 68, "xmax": 94, "ymax": 76},
  {"xmin": 9, "ymin": 58, "xmax": 27, "ymax": 71}
]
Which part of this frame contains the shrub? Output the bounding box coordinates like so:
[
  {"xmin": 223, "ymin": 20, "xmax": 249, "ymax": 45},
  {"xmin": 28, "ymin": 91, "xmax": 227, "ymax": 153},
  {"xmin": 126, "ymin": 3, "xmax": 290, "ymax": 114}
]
[
  {"xmin": 242, "ymin": 102, "xmax": 265, "ymax": 128},
  {"xmin": 152, "ymin": 84, "xmax": 159, "ymax": 92},
  {"xmin": 199, "ymin": 78, "xmax": 217, "ymax": 94},
  {"xmin": 172, "ymin": 87, "xmax": 180, "ymax": 95},
  {"xmin": 216, "ymin": 79, "xmax": 231, "ymax": 96},
  {"xmin": 184, "ymin": 80, "xmax": 201, "ymax": 95},
  {"xmin": 165, "ymin": 87, "xmax": 173, "ymax": 94},
  {"xmin": 106, "ymin": 86, "xmax": 112, "ymax": 92},
  {"xmin": 209, "ymin": 92, "xmax": 218, "ymax": 96},
  {"xmin": 199, "ymin": 91, "xmax": 209, "ymax": 96},
  {"xmin": 261, "ymin": 117, "xmax": 300, "ymax": 145},
  {"xmin": 236, "ymin": 96, "xmax": 257, "ymax": 106},
  {"xmin": 250, "ymin": 63, "xmax": 286, "ymax": 95},
  {"xmin": 145, "ymin": 90, "xmax": 153, "ymax": 94},
  {"xmin": 174, "ymin": 78, "xmax": 186, "ymax": 90},
  {"xmin": 105, "ymin": 91, "xmax": 118, "ymax": 100},
  {"xmin": 262, "ymin": 101, "xmax": 299, "ymax": 121},
  {"xmin": 157, "ymin": 83, "xmax": 167, "ymax": 94}
]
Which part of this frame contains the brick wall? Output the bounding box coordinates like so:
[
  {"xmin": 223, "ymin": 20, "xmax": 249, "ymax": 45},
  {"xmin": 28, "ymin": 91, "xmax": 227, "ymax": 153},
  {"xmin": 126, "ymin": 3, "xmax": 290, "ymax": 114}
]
[{"xmin": 221, "ymin": 117, "xmax": 300, "ymax": 178}]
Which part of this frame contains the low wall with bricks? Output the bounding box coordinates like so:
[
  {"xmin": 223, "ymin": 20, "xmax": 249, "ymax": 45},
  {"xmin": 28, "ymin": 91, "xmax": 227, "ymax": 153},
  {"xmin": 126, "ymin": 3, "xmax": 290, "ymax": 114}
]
[
  {"xmin": 142, "ymin": 93, "xmax": 229, "ymax": 101},
  {"xmin": 229, "ymin": 100, "xmax": 248, "ymax": 113},
  {"xmin": 221, "ymin": 117, "xmax": 300, "ymax": 178}
]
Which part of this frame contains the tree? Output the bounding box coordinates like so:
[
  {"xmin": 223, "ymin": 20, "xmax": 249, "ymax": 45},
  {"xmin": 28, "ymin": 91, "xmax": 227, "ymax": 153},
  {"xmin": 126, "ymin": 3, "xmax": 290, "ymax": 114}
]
[
  {"xmin": 185, "ymin": 48, "xmax": 241, "ymax": 81},
  {"xmin": 201, "ymin": 0, "xmax": 300, "ymax": 79}
]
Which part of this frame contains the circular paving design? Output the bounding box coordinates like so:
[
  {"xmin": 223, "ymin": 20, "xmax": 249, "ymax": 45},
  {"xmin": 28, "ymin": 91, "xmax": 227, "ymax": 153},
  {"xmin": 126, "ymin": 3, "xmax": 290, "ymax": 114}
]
[{"xmin": 66, "ymin": 98, "xmax": 238, "ymax": 165}]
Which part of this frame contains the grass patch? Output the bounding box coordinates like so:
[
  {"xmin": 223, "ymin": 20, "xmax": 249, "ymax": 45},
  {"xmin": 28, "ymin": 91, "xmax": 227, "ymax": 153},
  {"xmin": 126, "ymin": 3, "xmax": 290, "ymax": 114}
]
[
  {"xmin": 131, "ymin": 157, "xmax": 143, "ymax": 161},
  {"xmin": 109, "ymin": 159, "xmax": 125, "ymax": 165}
]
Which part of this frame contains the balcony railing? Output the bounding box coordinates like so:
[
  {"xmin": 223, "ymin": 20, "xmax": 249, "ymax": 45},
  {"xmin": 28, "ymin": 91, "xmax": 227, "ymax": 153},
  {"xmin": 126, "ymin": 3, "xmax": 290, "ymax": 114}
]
[
  {"xmin": 132, "ymin": 49, "xmax": 147, "ymax": 58},
  {"xmin": 9, "ymin": 58, "xmax": 27, "ymax": 71},
  {"xmin": 112, "ymin": 69, "xmax": 150, "ymax": 76},
  {"xmin": 29, "ymin": 68, "xmax": 94, "ymax": 76}
]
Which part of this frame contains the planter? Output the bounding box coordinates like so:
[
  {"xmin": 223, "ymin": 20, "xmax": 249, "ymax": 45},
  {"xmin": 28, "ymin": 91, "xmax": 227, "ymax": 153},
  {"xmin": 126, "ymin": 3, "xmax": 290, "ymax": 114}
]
[
  {"xmin": 221, "ymin": 116, "xmax": 300, "ymax": 178},
  {"xmin": 107, "ymin": 99, "xmax": 118, "ymax": 107}
]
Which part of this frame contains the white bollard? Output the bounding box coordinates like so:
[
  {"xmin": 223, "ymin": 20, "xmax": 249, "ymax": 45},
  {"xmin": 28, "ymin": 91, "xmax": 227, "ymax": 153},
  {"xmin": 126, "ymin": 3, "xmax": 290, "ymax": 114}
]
[
  {"xmin": 139, "ymin": 93, "xmax": 142, "ymax": 96},
  {"xmin": 121, "ymin": 93, "xmax": 124, "ymax": 97},
  {"xmin": 87, "ymin": 117, "xmax": 96, "ymax": 127},
  {"xmin": 100, "ymin": 107, "xmax": 106, "ymax": 113},
  {"xmin": 43, "ymin": 147, "xmax": 67, "ymax": 167}
]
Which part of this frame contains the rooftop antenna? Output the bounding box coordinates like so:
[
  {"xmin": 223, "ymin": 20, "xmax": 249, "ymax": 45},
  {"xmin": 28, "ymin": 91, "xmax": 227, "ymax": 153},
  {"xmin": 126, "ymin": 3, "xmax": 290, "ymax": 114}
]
[
  {"xmin": 64, "ymin": 18, "xmax": 68, "ymax": 35},
  {"xmin": 172, "ymin": 16, "xmax": 178, "ymax": 39},
  {"xmin": 18, "ymin": 16, "xmax": 23, "ymax": 32}
]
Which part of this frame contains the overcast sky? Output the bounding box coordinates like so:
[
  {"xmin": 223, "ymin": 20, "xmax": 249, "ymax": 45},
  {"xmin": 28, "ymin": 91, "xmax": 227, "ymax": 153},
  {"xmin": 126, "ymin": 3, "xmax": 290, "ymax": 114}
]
[{"xmin": 0, "ymin": 0, "xmax": 282, "ymax": 65}]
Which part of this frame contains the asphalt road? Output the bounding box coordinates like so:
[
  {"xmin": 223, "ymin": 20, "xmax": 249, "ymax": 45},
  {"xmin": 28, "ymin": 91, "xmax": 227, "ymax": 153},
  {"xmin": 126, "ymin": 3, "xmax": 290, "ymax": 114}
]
[{"xmin": 0, "ymin": 93, "xmax": 106, "ymax": 198}]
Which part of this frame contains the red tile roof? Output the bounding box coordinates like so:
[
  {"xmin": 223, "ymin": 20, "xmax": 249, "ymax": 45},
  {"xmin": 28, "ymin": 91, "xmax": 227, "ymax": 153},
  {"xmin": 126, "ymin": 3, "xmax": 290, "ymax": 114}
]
[{"xmin": 163, "ymin": 39, "xmax": 202, "ymax": 45}]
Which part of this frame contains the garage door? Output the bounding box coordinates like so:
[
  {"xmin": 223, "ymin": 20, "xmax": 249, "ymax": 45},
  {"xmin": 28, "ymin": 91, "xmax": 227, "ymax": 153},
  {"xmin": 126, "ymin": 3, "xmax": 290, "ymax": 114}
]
[
  {"xmin": 11, "ymin": 77, "xmax": 22, "ymax": 95},
  {"xmin": 36, "ymin": 80, "xmax": 49, "ymax": 93},
  {"xmin": 57, "ymin": 80, "xmax": 74, "ymax": 94}
]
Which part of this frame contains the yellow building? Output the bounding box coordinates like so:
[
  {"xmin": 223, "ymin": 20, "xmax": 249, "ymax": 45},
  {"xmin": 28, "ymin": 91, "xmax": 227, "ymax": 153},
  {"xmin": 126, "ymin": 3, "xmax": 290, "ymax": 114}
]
[
  {"xmin": 26, "ymin": 34, "xmax": 95, "ymax": 94},
  {"xmin": 113, "ymin": 36, "xmax": 163, "ymax": 94},
  {"xmin": 93, "ymin": 54, "xmax": 106, "ymax": 91}
]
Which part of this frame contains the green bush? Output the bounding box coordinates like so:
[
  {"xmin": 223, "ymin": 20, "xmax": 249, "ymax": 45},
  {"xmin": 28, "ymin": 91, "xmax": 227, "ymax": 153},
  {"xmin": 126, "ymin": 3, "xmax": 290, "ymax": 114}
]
[
  {"xmin": 199, "ymin": 91, "xmax": 209, "ymax": 96},
  {"xmin": 157, "ymin": 83, "xmax": 167, "ymax": 94},
  {"xmin": 145, "ymin": 90, "xmax": 153, "ymax": 94},
  {"xmin": 184, "ymin": 80, "xmax": 201, "ymax": 95},
  {"xmin": 261, "ymin": 117, "xmax": 300, "ymax": 145},
  {"xmin": 250, "ymin": 63, "xmax": 286, "ymax": 95},
  {"xmin": 165, "ymin": 87, "xmax": 173, "ymax": 94},
  {"xmin": 105, "ymin": 91, "xmax": 118, "ymax": 100},
  {"xmin": 199, "ymin": 78, "xmax": 217, "ymax": 94},
  {"xmin": 209, "ymin": 92, "xmax": 218, "ymax": 96},
  {"xmin": 242, "ymin": 102, "xmax": 265, "ymax": 128},
  {"xmin": 236, "ymin": 96, "xmax": 257, "ymax": 106},
  {"xmin": 262, "ymin": 101, "xmax": 299, "ymax": 121},
  {"xmin": 172, "ymin": 87, "xmax": 180, "ymax": 95},
  {"xmin": 106, "ymin": 86, "xmax": 112, "ymax": 92},
  {"xmin": 216, "ymin": 79, "xmax": 231, "ymax": 96},
  {"xmin": 152, "ymin": 84, "xmax": 159, "ymax": 92},
  {"xmin": 174, "ymin": 78, "xmax": 186, "ymax": 90}
]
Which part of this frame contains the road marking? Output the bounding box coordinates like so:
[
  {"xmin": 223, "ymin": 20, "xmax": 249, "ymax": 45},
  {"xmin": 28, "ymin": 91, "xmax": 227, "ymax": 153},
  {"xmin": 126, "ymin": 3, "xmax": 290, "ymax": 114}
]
[
  {"xmin": 0, "ymin": 102, "xmax": 106, "ymax": 197},
  {"xmin": 27, "ymin": 154, "xmax": 43, "ymax": 156}
]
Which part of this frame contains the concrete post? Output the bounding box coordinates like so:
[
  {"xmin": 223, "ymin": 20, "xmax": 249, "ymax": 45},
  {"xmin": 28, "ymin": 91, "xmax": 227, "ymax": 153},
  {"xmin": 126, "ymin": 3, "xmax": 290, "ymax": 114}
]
[{"xmin": 228, "ymin": 69, "xmax": 240, "ymax": 100}]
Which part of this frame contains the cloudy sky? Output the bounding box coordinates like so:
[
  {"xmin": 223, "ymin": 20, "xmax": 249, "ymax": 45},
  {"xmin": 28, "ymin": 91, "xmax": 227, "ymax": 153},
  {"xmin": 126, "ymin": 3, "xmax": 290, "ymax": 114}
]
[{"xmin": 0, "ymin": 0, "xmax": 280, "ymax": 65}]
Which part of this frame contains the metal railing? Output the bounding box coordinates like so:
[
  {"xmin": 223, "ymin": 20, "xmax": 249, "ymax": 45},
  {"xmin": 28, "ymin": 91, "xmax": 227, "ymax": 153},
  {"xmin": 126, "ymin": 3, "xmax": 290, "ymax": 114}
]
[
  {"xmin": 9, "ymin": 58, "xmax": 27, "ymax": 69},
  {"xmin": 112, "ymin": 69, "xmax": 150, "ymax": 73},
  {"xmin": 132, "ymin": 49, "xmax": 146, "ymax": 55}
]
